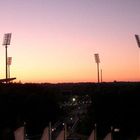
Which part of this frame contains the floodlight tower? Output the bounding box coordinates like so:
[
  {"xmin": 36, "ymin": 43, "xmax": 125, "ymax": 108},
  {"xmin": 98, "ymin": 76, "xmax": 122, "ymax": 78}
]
[
  {"xmin": 94, "ymin": 53, "xmax": 100, "ymax": 83},
  {"xmin": 2, "ymin": 33, "xmax": 12, "ymax": 81},
  {"xmin": 135, "ymin": 34, "xmax": 140, "ymax": 48}
]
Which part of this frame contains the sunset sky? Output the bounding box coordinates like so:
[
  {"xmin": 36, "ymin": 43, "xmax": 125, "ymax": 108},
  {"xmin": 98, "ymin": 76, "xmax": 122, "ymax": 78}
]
[{"xmin": 0, "ymin": 0, "xmax": 140, "ymax": 83}]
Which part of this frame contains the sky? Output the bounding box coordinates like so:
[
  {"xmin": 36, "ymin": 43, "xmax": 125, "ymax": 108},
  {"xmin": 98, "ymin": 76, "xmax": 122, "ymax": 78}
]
[{"xmin": 0, "ymin": 0, "xmax": 140, "ymax": 83}]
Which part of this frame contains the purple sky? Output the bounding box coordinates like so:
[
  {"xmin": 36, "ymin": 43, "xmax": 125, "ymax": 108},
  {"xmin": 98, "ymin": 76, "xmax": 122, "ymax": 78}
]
[{"xmin": 0, "ymin": 0, "xmax": 140, "ymax": 83}]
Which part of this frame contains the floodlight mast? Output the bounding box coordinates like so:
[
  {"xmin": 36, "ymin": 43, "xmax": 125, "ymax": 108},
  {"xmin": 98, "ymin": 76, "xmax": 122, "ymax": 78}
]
[
  {"xmin": 2, "ymin": 33, "xmax": 12, "ymax": 82},
  {"xmin": 135, "ymin": 34, "xmax": 140, "ymax": 48},
  {"xmin": 94, "ymin": 53, "xmax": 100, "ymax": 83},
  {"xmin": 6, "ymin": 46, "xmax": 7, "ymax": 80}
]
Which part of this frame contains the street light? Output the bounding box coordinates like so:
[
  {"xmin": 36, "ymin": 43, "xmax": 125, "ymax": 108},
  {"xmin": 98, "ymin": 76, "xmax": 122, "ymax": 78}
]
[{"xmin": 72, "ymin": 98, "xmax": 76, "ymax": 102}]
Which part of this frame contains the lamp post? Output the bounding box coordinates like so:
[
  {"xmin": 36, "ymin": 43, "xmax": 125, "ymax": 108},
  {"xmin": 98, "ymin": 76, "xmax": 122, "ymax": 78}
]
[
  {"xmin": 2, "ymin": 33, "xmax": 12, "ymax": 81},
  {"xmin": 94, "ymin": 53, "xmax": 100, "ymax": 83},
  {"xmin": 49, "ymin": 122, "xmax": 52, "ymax": 140}
]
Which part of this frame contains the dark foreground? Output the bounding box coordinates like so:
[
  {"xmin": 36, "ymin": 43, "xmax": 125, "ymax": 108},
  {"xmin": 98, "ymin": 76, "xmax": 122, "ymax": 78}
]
[{"xmin": 0, "ymin": 82, "xmax": 140, "ymax": 140}]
